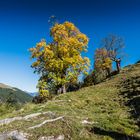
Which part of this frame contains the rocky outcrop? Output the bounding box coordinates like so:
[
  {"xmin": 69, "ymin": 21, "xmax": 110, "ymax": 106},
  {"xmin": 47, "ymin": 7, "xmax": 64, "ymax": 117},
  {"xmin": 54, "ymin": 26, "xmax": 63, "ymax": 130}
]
[
  {"xmin": 0, "ymin": 130, "xmax": 28, "ymax": 140},
  {"xmin": 0, "ymin": 131, "xmax": 65, "ymax": 140},
  {"xmin": 0, "ymin": 111, "xmax": 64, "ymax": 140},
  {"xmin": 0, "ymin": 111, "xmax": 55, "ymax": 126},
  {"xmin": 28, "ymin": 116, "xmax": 64, "ymax": 129}
]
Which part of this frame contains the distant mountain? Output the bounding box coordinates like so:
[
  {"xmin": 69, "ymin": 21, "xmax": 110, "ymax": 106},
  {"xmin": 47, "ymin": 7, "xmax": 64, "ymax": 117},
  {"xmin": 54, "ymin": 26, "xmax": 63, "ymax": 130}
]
[
  {"xmin": 27, "ymin": 92, "xmax": 38, "ymax": 97},
  {"xmin": 0, "ymin": 83, "xmax": 33, "ymax": 103}
]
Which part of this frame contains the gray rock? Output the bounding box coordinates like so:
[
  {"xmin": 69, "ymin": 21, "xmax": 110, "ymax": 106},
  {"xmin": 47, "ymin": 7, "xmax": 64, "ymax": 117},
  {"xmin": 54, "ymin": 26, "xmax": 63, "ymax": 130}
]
[
  {"xmin": 0, "ymin": 111, "xmax": 55, "ymax": 126},
  {"xmin": 0, "ymin": 130, "xmax": 28, "ymax": 140},
  {"xmin": 38, "ymin": 135, "xmax": 64, "ymax": 140}
]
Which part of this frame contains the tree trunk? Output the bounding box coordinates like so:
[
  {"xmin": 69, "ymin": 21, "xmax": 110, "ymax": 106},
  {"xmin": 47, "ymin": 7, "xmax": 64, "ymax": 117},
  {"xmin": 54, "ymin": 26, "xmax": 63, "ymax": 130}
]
[
  {"xmin": 115, "ymin": 58, "xmax": 121, "ymax": 73},
  {"xmin": 57, "ymin": 87, "xmax": 62, "ymax": 94},
  {"xmin": 106, "ymin": 68, "xmax": 111, "ymax": 77},
  {"xmin": 62, "ymin": 84, "xmax": 66, "ymax": 94},
  {"xmin": 57, "ymin": 85, "xmax": 66, "ymax": 94}
]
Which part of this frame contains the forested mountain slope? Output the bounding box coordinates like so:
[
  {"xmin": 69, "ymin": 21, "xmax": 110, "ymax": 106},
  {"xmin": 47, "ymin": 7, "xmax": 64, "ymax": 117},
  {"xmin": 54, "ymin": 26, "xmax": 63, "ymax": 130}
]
[{"xmin": 0, "ymin": 83, "xmax": 32, "ymax": 103}]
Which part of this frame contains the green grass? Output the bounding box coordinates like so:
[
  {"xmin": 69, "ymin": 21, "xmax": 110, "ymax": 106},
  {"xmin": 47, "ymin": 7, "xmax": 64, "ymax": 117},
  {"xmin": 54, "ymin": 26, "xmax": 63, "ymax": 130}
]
[{"xmin": 0, "ymin": 63, "xmax": 140, "ymax": 139}]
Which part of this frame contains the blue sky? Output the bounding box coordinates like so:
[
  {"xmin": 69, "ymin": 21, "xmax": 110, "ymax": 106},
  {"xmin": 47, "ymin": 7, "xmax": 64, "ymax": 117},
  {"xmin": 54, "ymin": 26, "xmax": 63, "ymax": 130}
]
[{"xmin": 0, "ymin": 0, "xmax": 140, "ymax": 92}]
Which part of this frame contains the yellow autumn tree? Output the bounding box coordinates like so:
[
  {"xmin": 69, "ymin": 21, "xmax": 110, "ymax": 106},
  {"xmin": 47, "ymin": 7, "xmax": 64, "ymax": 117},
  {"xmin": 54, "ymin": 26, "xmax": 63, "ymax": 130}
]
[
  {"xmin": 30, "ymin": 21, "xmax": 90, "ymax": 95},
  {"xmin": 94, "ymin": 48, "xmax": 112, "ymax": 83},
  {"xmin": 94, "ymin": 48, "xmax": 112, "ymax": 74}
]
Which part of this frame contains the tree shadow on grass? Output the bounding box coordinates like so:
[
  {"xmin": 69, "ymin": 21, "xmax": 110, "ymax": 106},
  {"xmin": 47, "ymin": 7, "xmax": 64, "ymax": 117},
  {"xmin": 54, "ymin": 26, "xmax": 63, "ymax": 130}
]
[
  {"xmin": 127, "ymin": 95, "xmax": 140, "ymax": 126},
  {"xmin": 120, "ymin": 87, "xmax": 140, "ymax": 126},
  {"xmin": 119, "ymin": 75, "xmax": 140, "ymax": 126},
  {"xmin": 90, "ymin": 127, "xmax": 140, "ymax": 140}
]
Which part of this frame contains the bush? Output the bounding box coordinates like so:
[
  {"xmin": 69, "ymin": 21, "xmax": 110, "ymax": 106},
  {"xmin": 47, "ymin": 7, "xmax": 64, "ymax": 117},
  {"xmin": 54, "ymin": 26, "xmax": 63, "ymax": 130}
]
[
  {"xmin": 82, "ymin": 72, "xmax": 95, "ymax": 87},
  {"xmin": 67, "ymin": 82, "xmax": 81, "ymax": 92},
  {"xmin": 136, "ymin": 60, "xmax": 140, "ymax": 64},
  {"xmin": 32, "ymin": 94, "xmax": 53, "ymax": 104}
]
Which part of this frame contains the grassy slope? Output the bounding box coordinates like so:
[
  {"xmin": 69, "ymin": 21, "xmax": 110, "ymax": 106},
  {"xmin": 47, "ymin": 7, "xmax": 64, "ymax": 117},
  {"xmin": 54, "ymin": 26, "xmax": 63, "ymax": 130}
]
[{"xmin": 0, "ymin": 63, "xmax": 140, "ymax": 140}]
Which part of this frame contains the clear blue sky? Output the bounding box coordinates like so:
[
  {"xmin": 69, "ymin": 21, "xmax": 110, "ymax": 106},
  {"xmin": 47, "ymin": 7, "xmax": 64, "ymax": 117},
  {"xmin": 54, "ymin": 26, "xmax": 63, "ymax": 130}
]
[{"xmin": 0, "ymin": 0, "xmax": 140, "ymax": 92}]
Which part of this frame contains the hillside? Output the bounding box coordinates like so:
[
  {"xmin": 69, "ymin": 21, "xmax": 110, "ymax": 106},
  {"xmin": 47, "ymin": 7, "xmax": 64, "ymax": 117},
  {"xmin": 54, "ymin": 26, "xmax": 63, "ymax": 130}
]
[
  {"xmin": 0, "ymin": 83, "xmax": 33, "ymax": 103},
  {"xmin": 0, "ymin": 62, "xmax": 140, "ymax": 140}
]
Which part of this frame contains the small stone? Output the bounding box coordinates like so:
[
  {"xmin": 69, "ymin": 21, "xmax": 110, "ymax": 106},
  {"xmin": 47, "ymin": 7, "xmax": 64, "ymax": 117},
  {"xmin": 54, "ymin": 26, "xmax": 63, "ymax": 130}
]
[
  {"xmin": 38, "ymin": 135, "xmax": 64, "ymax": 140},
  {"xmin": 57, "ymin": 135, "xmax": 64, "ymax": 140},
  {"xmin": 81, "ymin": 120, "xmax": 97, "ymax": 125}
]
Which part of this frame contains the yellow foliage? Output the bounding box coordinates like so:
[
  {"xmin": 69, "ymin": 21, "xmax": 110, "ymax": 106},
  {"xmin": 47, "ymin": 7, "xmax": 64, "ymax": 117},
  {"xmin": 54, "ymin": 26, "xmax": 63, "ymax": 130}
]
[
  {"xmin": 30, "ymin": 21, "xmax": 90, "ymax": 94},
  {"xmin": 94, "ymin": 48, "xmax": 112, "ymax": 71}
]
